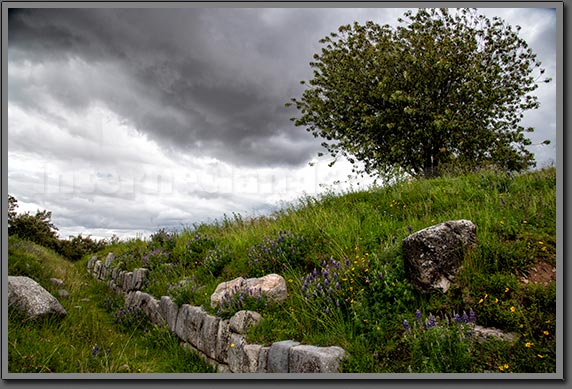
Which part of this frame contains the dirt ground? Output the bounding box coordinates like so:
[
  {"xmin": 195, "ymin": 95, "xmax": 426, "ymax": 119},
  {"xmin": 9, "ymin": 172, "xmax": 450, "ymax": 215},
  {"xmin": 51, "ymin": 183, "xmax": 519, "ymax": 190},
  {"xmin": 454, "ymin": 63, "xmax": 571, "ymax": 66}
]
[{"xmin": 521, "ymin": 258, "xmax": 556, "ymax": 286}]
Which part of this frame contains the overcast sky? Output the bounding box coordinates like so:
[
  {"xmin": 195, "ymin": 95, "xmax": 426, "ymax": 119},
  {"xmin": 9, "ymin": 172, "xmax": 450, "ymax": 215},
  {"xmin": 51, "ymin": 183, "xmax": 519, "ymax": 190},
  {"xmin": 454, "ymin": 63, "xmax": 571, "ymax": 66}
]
[{"xmin": 7, "ymin": 6, "xmax": 557, "ymax": 240}]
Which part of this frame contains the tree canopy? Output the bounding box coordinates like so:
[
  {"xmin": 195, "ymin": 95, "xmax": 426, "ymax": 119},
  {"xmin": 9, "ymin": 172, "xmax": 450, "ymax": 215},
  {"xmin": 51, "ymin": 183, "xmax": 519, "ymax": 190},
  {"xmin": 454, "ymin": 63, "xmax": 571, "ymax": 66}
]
[{"xmin": 287, "ymin": 8, "xmax": 551, "ymax": 178}]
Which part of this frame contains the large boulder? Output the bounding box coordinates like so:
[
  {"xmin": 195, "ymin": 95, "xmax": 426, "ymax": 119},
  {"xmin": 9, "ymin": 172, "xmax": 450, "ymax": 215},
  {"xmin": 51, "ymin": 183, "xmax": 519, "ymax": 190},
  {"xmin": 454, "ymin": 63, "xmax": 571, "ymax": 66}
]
[
  {"xmin": 402, "ymin": 220, "xmax": 477, "ymax": 293},
  {"xmin": 8, "ymin": 276, "xmax": 67, "ymax": 320},
  {"xmin": 210, "ymin": 274, "xmax": 287, "ymax": 307}
]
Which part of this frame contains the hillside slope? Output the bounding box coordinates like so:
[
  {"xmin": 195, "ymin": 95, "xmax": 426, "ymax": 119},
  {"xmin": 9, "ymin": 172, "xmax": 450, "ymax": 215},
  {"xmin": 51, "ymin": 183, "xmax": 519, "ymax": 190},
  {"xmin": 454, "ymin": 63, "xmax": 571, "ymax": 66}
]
[{"xmin": 8, "ymin": 167, "xmax": 557, "ymax": 373}]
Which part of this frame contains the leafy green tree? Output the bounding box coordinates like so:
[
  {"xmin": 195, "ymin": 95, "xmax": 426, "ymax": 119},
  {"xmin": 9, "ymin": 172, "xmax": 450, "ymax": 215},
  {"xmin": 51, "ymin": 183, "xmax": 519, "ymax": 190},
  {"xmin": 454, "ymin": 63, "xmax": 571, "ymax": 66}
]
[
  {"xmin": 8, "ymin": 205, "xmax": 60, "ymax": 250},
  {"xmin": 8, "ymin": 194, "xmax": 18, "ymax": 226},
  {"xmin": 287, "ymin": 8, "xmax": 551, "ymax": 178}
]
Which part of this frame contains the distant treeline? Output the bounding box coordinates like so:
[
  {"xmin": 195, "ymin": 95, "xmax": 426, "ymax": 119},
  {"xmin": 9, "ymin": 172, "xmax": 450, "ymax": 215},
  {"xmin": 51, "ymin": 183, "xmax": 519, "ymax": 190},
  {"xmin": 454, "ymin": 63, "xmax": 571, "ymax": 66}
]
[{"xmin": 8, "ymin": 195, "xmax": 116, "ymax": 261}]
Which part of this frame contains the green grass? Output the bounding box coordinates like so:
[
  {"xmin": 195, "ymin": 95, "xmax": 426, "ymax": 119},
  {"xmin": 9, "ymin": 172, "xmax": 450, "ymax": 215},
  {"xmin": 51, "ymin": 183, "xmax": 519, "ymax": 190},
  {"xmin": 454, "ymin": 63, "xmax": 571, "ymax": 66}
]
[
  {"xmin": 8, "ymin": 167, "xmax": 557, "ymax": 373},
  {"xmin": 7, "ymin": 237, "xmax": 215, "ymax": 374}
]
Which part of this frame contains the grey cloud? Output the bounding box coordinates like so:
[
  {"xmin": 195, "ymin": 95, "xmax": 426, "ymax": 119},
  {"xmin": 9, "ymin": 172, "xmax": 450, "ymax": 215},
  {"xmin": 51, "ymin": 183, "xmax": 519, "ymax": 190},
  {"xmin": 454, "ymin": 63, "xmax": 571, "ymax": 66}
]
[{"xmin": 8, "ymin": 8, "xmax": 339, "ymax": 168}]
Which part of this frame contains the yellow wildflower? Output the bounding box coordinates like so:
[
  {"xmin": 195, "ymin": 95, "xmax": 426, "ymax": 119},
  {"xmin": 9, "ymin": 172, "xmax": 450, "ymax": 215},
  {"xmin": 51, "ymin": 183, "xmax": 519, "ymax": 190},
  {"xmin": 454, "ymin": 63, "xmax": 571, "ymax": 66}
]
[
  {"xmin": 544, "ymin": 330, "xmax": 550, "ymax": 336},
  {"xmin": 505, "ymin": 287, "xmax": 510, "ymax": 293},
  {"xmin": 525, "ymin": 342, "xmax": 533, "ymax": 348},
  {"xmin": 510, "ymin": 306, "xmax": 516, "ymax": 313}
]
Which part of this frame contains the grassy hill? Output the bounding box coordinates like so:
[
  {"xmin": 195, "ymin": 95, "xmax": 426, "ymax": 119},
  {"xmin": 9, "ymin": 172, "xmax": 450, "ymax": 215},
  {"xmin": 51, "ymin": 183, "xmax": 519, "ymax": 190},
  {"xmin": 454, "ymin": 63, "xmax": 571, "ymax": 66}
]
[{"xmin": 7, "ymin": 167, "xmax": 557, "ymax": 373}]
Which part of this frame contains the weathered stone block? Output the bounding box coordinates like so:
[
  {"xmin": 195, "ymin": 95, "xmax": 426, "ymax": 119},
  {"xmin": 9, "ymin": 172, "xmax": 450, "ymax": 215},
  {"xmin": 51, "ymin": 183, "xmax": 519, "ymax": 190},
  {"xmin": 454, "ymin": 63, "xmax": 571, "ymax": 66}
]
[
  {"xmin": 132, "ymin": 268, "xmax": 149, "ymax": 290},
  {"xmin": 123, "ymin": 272, "xmax": 134, "ymax": 292},
  {"xmin": 227, "ymin": 333, "xmax": 246, "ymax": 373},
  {"xmin": 216, "ymin": 319, "xmax": 232, "ymax": 364},
  {"xmin": 200, "ymin": 313, "xmax": 220, "ymax": 359},
  {"xmin": 160, "ymin": 296, "xmax": 179, "ymax": 332},
  {"xmin": 187, "ymin": 306, "xmax": 208, "ymax": 351},
  {"xmin": 288, "ymin": 345, "xmax": 345, "ymax": 373},
  {"xmin": 116, "ymin": 270, "xmax": 125, "ymax": 287},
  {"xmin": 87, "ymin": 256, "xmax": 98, "ymax": 272},
  {"xmin": 175, "ymin": 304, "xmax": 192, "ymax": 342},
  {"xmin": 104, "ymin": 252, "xmax": 116, "ymax": 268},
  {"xmin": 229, "ymin": 310, "xmax": 262, "ymax": 334},
  {"xmin": 242, "ymin": 344, "xmax": 262, "ymax": 373},
  {"xmin": 257, "ymin": 346, "xmax": 270, "ymax": 373},
  {"xmin": 267, "ymin": 340, "xmax": 300, "ymax": 373},
  {"xmin": 93, "ymin": 260, "xmax": 103, "ymax": 279}
]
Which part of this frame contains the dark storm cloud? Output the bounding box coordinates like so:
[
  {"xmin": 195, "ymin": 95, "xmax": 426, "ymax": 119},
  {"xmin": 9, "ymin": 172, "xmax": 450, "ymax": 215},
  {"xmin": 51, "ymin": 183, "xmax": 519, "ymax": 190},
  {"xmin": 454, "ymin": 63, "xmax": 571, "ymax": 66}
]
[{"xmin": 8, "ymin": 7, "xmax": 341, "ymax": 167}]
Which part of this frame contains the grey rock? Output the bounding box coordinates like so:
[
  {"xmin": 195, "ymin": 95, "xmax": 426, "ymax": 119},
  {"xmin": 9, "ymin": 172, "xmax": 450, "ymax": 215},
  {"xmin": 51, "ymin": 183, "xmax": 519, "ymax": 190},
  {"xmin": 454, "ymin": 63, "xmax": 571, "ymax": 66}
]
[
  {"xmin": 123, "ymin": 272, "xmax": 134, "ymax": 292},
  {"xmin": 175, "ymin": 304, "xmax": 193, "ymax": 342},
  {"xmin": 473, "ymin": 325, "xmax": 519, "ymax": 343},
  {"xmin": 58, "ymin": 289, "xmax": 70, "ymax": 299},
  {"xmin": 187, "ymin": 306, "xmax": 208, "ymax": 351},
  {"xmin": 243, "ymin": 344, "xmax": 262, "ymax": 373},
  {"xmin": 289, "ymin": 345, "xmax": 345, "ymax": 373},
  {"xmin": 50, "ymin": 278, "xmax": 64, "ymax": 287},
  {"xmin": 104, "ymin": 252, "xmax": 116, "ymax": 268},
  {"xmin": 267, "ymin": 340, "xmax": 300, "ymax": 373},
  {"xmin": 86, "ymin": 256, "xmax": 98, "ymax": 272},
  {"xmin": 132, "ymin": 268, "xmax": 149, "ymax": 290},
  {"xmin": 116, "ymin": 270, "xmax": 125, "ymax": 287},
  {"xmin": 8, "ymin": 276, "xmax": 67, "ymax": 320},
  {"xmin": 93, "ymin": 260, "xmax": 103, "ymax": 280},
  {"xmin": 200, "ymin": 314, "xmax": 220, "ymax": 359},
  {"xmin": 402, "ymin": 220, "xmax": 477, "ymax": 293},
  {"xmin": 111, "ymin": 267, "xmax": 121, "ymax": 284},
  {"xmin": 229, "ymin": 310, "xmax": 262, "ymax": 334},
  {"xmin": 159, "ymin": 296, "xmax": 179, "ymax": 332},
  {"xmin": 257, "ymin": 347, "xmax": 270, "ymax": 373},
  {"xmin": 217, "ymin": 364, "xmax": 232, "ymax": 373},
  {"xmin": 142, "ymin": 294, "xmax": 165, "ymax": 326},
  {"xmin": 216, "ymin": 319, "xmax": 232, "ymax": 364},
  {"xmin": 227, "ymin": 333, "xmax": 246, "ymax": 373}
]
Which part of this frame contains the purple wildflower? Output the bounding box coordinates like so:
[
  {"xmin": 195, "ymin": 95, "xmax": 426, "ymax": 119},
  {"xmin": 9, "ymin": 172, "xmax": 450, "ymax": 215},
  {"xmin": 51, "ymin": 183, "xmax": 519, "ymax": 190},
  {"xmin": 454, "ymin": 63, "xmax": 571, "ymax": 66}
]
[
  {"xmin": 415, "ymin": 309, "xmax": 422, "ymax": 321},
  {"xmin": 92, "ymin": 345, "xmax": 99, "ymax": 358},
  {"xmin": 403, "ymin": 319, "xmax": 410, "ymax": 331},
  {"xmin": 454, "ymin": 313, "xmax": 462, "ymax": 323},
  {"xmin": 462, "ymin": 311, "xmax": 469, "ymax": 324},
  {"xmin": 426, "ymin": 314, "xmax": 436, "ymax": 329},
  {"xmin": 469, "ymin": 309, "xmax": 477, "ymax": 324}
]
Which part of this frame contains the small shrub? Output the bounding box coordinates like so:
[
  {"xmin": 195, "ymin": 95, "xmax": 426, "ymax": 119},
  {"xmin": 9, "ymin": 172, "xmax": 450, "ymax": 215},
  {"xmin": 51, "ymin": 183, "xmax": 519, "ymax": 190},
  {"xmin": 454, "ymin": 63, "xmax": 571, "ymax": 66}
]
[
  {"xmin": 114, "ymin": 305, "xmax": 151, "ymax": 332},
  {"xmin": 246, "ymin": 230, "xmax": 310, "ymax": 276}
]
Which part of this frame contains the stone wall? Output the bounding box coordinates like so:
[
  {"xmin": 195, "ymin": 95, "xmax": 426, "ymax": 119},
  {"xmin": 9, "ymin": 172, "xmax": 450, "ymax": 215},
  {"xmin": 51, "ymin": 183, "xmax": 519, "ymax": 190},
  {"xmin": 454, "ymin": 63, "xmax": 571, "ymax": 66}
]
[{"xmin": 86, "ymin": 253, "xmax": 346, "ymax": 373}]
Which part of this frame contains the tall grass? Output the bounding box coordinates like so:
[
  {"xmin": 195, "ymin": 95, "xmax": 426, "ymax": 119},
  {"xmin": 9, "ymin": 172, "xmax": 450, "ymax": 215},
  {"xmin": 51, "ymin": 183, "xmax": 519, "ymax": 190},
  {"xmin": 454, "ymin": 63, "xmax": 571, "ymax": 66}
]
[{"xmin": 8, "ymin": 167, "xmax": 557, "ymax": 373}]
